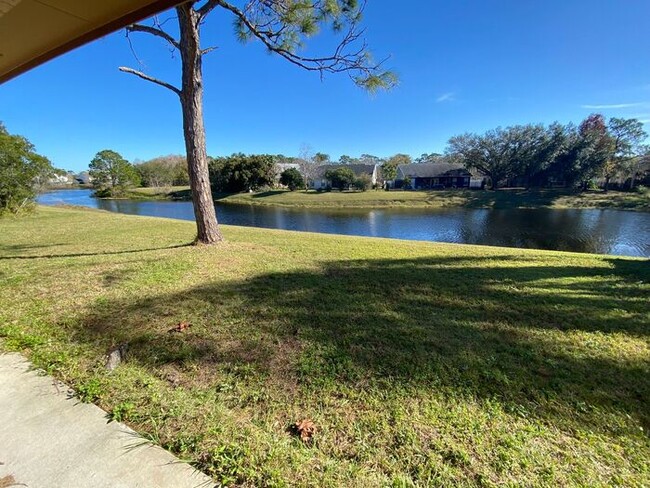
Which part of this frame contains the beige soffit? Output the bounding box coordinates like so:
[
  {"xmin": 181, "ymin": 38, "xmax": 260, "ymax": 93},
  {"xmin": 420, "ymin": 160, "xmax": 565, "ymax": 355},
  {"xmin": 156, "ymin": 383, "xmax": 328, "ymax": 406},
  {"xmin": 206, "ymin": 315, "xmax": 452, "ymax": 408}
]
[{"xmin": 0, "ymin": 0, "xmax": 183, "ymax": 83}]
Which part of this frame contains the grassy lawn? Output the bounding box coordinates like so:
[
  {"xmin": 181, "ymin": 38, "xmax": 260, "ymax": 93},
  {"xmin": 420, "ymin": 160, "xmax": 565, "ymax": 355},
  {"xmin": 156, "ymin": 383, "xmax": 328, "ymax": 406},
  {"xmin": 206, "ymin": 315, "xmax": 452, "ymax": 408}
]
[
  {"xmin": 1, "ymin": 206, "xmax": 649, "ymax": 486},
  {"xmin": 129, "ymin": 186, "xmax": 650, "ymax": 211}
]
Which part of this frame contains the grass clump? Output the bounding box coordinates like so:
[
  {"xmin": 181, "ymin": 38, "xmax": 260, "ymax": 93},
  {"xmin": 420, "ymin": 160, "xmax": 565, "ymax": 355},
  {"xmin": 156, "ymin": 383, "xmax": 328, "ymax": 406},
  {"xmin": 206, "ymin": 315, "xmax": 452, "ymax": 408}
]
[{"xmin": 0, "ymin": 206, "xmax": 648, "ymax": 486}]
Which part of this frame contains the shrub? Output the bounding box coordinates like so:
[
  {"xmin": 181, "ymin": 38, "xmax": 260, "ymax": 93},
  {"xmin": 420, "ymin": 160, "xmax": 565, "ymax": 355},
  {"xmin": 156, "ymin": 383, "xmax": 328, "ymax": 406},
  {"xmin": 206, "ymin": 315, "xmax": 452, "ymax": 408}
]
[
  {"xmin": 353, "ymin": 174, "xmax": 372, "ymax": 191},
  {"xmin": 279, "ymin": 168, "xmax": 305, "ymax": 190},
  {"xmin": 209, "ymin": 153, "xmax": 276, "ymax": 192},
  {"xmin": 325, "ymin": 167, "xmax": 355, "ymax": 190}
]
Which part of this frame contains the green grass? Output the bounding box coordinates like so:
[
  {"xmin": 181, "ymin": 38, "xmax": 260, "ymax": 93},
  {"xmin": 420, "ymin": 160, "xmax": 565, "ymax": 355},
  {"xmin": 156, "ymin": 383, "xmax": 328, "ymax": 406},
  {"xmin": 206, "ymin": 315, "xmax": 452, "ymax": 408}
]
[
  {"xmin": 119, "ymin": 186, "xmax": 191, "ymax": 200},
  {"xmin": 129, "ymin": 186, "xmax": 650, "ymax": 211},
  {"xmin": 1, "ymin": 206, "xmax": 649, "ymax": 486}
]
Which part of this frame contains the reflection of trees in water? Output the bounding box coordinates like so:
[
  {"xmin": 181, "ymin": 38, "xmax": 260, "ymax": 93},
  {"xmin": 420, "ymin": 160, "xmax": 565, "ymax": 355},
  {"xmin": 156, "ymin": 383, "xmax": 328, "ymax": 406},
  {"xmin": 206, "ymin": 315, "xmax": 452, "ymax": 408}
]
[{"xmin": 457, "ymin": 209, "xmax": 624, "ymax": 255}]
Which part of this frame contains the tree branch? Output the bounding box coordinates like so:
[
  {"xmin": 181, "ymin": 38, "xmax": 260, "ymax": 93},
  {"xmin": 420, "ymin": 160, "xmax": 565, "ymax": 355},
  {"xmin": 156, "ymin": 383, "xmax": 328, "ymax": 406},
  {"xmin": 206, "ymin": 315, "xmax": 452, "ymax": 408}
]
[
  {"xmin": 215, "ymin": 0, "xmax": 318, "ymax": 72},
  {"xmin": 197, "ymin": 0, "xmax": 220, "ymax": 19},
  {"xmin": 127, "ymin": 23, "xmax": 180, "ymax": 50},
  {"xmin": 201, "ymin": 46, "xmax": 219, "ymax": 55},
  {"xmin": 118, "ymin": 66, "xmax": 181, "ymax": 96},
  {"xmin": 213, "ymin": 0, "xmax": 393, "ymax": 87}
]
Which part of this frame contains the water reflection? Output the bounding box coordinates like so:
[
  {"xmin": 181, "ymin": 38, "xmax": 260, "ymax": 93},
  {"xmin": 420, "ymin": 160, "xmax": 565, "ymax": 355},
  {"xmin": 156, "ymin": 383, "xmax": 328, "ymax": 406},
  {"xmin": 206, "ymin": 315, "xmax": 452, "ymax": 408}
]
[{"xmin": 38, "ymin": 189, "xmax": 650, "ymax": 257}]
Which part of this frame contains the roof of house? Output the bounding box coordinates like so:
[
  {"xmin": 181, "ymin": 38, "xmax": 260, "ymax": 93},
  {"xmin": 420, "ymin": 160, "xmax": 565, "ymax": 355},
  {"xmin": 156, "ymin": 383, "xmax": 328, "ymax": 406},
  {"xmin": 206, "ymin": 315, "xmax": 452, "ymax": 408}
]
[
  {"xmin": 275, "ymin": 163, "xmax": 300, "ymax": 172},
  {"xmin": 315, "ymin": 164, "xmax": 376, "ymax": 179},
  {"xmin": 397, "ymin": 163, "xmax": 473, "ymax": 179}
]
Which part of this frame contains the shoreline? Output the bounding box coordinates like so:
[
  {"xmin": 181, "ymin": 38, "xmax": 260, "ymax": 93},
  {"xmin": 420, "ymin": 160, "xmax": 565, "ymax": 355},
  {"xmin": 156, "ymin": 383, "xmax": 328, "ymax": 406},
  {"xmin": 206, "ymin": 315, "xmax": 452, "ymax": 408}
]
[{"xmin": 114, "ymin": 187, "xmax": 650, "ymax": 212}]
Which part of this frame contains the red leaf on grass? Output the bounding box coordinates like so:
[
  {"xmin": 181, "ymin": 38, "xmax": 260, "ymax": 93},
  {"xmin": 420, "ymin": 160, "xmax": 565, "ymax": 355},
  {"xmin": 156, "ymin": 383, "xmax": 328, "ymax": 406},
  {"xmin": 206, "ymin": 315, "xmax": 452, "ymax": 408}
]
[
  {"xmin": 295, "ymin": 419, "xmax": 316, "ymax": 442},
  {"xmin": 168, "ymin": 321, "xmax": 191, "ymax": 333}
]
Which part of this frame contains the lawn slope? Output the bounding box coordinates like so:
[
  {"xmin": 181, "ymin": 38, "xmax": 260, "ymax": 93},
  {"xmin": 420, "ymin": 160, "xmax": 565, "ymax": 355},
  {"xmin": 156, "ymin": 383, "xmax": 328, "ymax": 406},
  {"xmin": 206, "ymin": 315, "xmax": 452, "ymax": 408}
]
[{"xmin": 1, "ymin": 207, "xmax": 648, "ymax": 486}]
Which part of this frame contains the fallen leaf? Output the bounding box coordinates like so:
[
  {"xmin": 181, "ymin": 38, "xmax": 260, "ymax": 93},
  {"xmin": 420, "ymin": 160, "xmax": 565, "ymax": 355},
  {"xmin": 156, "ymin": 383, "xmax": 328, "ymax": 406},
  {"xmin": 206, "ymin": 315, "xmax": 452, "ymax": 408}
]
[
  {"xmin": 168, "ymin": 321, "xmax": 191, "ymax": 333},
  {"xmin": 0, "ymin": 474, "xmax": 25, "ymax": 488},
  {"xmin": 165, "ymin": 371, "xmax": 182, "ymax": 388},
  {"xmin": 294, "ymin": 419, "xmax": 316, "ymax": 442}
]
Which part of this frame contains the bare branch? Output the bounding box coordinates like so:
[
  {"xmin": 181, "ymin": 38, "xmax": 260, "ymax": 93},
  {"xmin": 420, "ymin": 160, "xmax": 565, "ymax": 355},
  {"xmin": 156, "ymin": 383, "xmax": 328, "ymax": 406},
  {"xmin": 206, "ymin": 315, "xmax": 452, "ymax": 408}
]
[
  {"xmin": 118, "ymin": 66, "xmax": 181, "ymax": 96},
  {"xmin": 125, "ymin": 30, "xmax": 146, "ymax": 70},
  {"xmin": 153, "ymin": 14, "xmax": 177, "ymax": 29},
  {"xmin": 127, "ymin": 23, "xmax": 180, "ymax": 50},
  {"xmin": 201, "ymin": 46, "xmax": 219, "ymax": 55},
  {"xmin": 197, "ymin": 0, "xmax": 220, "ymax": 19}
]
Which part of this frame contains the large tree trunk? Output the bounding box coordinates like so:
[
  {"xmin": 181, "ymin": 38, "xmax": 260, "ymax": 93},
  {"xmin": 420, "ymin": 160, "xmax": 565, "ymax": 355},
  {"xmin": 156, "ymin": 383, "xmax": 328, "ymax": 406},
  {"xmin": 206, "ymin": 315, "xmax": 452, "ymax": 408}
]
[
  {"xmin": 177, "ymin": 4, "xmax": 223, "ymax": 244},
  {"xmin": 491, "ymin": 176, "xmax": 499, "ymax": 191},
  {"xmin": 628, "ymin": 168, "xmax": 637, "ymax": 190}
]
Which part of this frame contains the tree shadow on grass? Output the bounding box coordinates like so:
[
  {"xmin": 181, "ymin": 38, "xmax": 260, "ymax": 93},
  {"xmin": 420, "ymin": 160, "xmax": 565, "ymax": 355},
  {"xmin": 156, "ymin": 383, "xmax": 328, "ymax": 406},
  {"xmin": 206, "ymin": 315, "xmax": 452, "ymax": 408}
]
[
  {"xmin": 0, "ymin": 242, "xmax": 68, "ymax": 252},
  {"xmin": 0, "ymin": 243, "xmax": 193, "ymax": 260},
  {"xmin": 76, "ymin": 254, "xmax": 650, "ymax": 435},
  {"xmin": 251, "ymin": 190, "xmax": 290, "ymax": 199}
]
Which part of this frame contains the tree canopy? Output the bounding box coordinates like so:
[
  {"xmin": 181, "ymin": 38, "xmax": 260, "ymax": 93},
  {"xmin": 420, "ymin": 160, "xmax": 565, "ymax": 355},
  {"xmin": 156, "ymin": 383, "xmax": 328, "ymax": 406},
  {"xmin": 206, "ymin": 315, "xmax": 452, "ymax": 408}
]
[
  {"xmin": 605, "ymin": 118, "xmax": 648, "ymax": 190},
  {"xmin": 209, "ymin": 153, "xmax": 276, "ymax": 192},
  {"xmin": 446, "ymin": 115, "xmax": 648, "ymax": 190},
  {"xmin": 325, "ymin": 167, "xmax": 355, "ymax": 190},
  {"xmin": 89, "ymin": 149, "xmax": 140, "ymax": 196},
  {"xmin": 382, "ymin": 154, "xmax": 412, "ymax": 181},
  {"xmin": 135, "ymin": 155, "xmax": 189, "ymax": 188},
  {"xmin": 279, "ymin": 167, "xmax": 305, "ymax": 191},
  {"xmin": 0, "ymin": 123, "xmax": 53, "ymax": 214},
  {"xmin": 447, "ymin": 128, "xmax": 521, "ymax": 190}
]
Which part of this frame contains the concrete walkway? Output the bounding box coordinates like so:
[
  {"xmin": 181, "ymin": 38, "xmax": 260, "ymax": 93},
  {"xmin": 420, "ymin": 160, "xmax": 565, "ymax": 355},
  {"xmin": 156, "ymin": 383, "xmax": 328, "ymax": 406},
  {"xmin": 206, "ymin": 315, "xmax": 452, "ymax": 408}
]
[{"xmin": 0, "ymin": 353, "xmax": 214, "ymax": 488}]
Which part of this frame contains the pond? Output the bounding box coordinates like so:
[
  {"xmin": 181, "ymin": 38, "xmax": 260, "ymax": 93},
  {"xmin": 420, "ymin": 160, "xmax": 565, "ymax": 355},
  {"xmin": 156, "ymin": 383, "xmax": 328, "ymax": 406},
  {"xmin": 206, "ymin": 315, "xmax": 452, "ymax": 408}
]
[{"xmin": 38, "ymin": 189, "xmax": 650, "ymax": 257}]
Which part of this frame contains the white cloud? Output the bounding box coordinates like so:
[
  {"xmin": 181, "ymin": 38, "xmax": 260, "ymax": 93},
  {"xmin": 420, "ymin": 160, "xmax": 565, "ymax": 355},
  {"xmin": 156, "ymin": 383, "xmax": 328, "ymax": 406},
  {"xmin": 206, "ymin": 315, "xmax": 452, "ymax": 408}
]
[
  {"xmin": 581, "ymin": 103, "xmax": 643, "ymax": 109},
  {"xmin": 436, "ymin": 92, "xmax": 456, "ymax": 103}
]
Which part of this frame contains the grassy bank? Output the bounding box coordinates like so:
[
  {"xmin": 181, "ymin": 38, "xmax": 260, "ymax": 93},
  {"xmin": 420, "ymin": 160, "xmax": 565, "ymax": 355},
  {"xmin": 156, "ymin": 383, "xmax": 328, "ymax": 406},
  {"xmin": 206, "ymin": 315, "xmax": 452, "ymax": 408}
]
[
  {"xmin": 1, "ymin": 207, "xmax": 649, "ymax": 486},
  {"xmin": 129, "ymin": 186, "xmax": 650, "ymax": 211},
  {"xmin": 118, "ymin": 186, "xmax": 191, "ymax": 200}
]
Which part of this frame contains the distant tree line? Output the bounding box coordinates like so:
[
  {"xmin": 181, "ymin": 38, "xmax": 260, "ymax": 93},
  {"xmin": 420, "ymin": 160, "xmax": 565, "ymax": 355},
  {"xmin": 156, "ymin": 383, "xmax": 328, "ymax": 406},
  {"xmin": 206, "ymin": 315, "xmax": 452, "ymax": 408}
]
[
  {"xmin": 83, "ymin": 114, "xmax": 649, "ymax": 198},
  {"xmin": 446, "ymin": 115, "xmax": 648, "ymax": 191},
  {"xmin": 289, "ymin": 116, "xmax": 649, "ymax": 192}
]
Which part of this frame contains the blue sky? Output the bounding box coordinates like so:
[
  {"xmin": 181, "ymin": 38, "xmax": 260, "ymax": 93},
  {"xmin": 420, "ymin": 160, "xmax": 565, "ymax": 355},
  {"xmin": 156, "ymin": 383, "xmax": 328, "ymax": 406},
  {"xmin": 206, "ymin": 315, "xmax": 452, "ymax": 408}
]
[{"xmin": 2, "ymin": 0, "xmax": 650, "ymax": 172}]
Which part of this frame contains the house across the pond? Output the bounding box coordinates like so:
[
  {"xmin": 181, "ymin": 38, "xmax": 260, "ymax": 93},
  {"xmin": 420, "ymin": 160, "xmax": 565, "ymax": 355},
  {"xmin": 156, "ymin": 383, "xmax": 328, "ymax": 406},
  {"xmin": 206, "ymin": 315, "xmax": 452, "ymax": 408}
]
[
  {"xmin": 310, "ymin": 164, "xmax": 378, "ymax": 190},
  {"xmin": 395, "ymin": 163, "xmax": 485, "ymax": 190}
]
